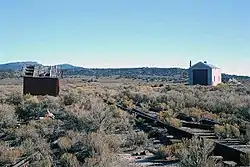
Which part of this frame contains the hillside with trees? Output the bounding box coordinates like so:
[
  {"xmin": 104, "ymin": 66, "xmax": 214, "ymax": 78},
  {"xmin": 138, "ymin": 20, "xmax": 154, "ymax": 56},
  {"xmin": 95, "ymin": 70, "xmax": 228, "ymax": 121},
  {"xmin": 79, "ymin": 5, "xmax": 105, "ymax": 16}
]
[{"xmin": 0, "ymin": 62, "xmax": 249, "ymax": 83}]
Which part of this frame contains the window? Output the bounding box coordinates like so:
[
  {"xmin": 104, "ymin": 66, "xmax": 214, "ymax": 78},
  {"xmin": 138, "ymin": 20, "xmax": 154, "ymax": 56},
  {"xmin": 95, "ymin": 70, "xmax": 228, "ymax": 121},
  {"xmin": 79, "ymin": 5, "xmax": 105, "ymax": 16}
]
[
  {"xmin": 214, "ymin": 76, "xmax": 216, "ymax": 82},
  {"xmin": 218, "ymin": 76, "xmax": 220, "ymax": 82}
]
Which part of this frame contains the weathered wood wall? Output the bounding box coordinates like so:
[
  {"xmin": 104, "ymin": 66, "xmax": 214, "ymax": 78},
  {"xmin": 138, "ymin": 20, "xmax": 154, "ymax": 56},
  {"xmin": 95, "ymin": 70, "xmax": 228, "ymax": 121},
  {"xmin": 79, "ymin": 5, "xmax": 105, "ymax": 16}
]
[{"xmin": 23, "ymin": 77, "xmax": 59, "ymax": 96}]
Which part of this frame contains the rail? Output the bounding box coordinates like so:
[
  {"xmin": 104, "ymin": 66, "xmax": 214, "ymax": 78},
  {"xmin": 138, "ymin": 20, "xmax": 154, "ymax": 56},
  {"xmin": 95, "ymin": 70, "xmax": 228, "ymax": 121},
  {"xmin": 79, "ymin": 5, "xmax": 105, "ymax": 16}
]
[
  {"xmin": 10, "ymin": 152, "xmax": 38, "ymax": 167},
  {"xmin": 105, "ymin": 100, "xmax": 248, "ymax": 166}
]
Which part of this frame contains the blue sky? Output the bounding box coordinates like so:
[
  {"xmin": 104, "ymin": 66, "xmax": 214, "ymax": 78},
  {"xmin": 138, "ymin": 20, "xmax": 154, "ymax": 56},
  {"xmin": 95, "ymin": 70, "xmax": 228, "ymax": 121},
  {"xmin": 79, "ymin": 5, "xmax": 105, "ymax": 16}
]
[{"xmin": 0, "ymin": 0, "xmax": 250, "ymax": 75}]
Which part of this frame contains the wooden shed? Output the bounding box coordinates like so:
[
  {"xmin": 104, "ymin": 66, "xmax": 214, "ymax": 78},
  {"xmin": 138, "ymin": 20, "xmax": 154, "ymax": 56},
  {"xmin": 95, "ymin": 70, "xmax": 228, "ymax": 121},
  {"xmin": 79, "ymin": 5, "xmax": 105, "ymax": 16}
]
[
  {"xmin": 22, "ymin": 65, "xmax": 61, "ymax": 96},
  {"xmin": 23, "ymin": 77, "xmax": 59, "ymax": 96}
]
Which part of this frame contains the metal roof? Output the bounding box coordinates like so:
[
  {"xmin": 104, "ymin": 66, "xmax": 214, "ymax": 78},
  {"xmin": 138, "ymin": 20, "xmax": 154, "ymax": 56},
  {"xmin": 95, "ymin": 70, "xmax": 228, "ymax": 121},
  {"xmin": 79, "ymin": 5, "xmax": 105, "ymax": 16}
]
[
  {"xmin": 190, "ymin": 61, "xmax": 220, "ymax": 69},
  {"xmin": 205, "ymin": 63, "xmax": 219, "ymax": 69}
]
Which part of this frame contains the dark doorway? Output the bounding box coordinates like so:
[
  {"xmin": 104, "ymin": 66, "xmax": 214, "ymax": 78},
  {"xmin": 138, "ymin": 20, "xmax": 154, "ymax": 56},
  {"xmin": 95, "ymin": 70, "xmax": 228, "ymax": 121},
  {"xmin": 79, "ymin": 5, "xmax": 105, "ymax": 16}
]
[{"xmin": 193, "ymin": 69, "xmax": 208, "ymax": 85}]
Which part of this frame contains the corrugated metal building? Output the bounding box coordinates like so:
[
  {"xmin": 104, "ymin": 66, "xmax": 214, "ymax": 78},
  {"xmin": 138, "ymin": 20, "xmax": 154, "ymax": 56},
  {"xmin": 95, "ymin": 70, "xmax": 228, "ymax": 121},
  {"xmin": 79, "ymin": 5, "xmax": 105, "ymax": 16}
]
[{"xmin": 189, "ymin": 61, "xmax": 221, "ymax": 86}]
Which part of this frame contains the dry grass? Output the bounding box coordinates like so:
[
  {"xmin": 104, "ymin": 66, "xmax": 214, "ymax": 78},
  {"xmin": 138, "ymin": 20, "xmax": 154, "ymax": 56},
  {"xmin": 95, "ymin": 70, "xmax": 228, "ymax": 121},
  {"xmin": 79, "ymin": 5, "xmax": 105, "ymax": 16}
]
[
  {"xmin": 0, "ymin": 141, "xmax": 23, "ymax": 165},
  {"xmin": 179, "ymin": 137, "xmax": 223, "ymax": 167},
  {"xmin": 0, "ymin": 77, "xmax": 250, "ymax": 166},
  {"xmin": 156, "ymin": 143, "xmax": 184, "ymax": 159},
  {"xmin": 214, "ymin": 124, "xmax": 240, "ymax": 139},
  {"xmin": 0, "ymin": 104, "xmax": 17, "ymax": 128}
]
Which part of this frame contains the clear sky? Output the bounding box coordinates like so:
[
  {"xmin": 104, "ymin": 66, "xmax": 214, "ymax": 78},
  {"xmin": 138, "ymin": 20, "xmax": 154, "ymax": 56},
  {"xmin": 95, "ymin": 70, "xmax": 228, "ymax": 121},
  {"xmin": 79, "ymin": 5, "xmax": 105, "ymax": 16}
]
[{"xmin": 0, "ymin": 0, "xmax": 250, "ymax": 75}]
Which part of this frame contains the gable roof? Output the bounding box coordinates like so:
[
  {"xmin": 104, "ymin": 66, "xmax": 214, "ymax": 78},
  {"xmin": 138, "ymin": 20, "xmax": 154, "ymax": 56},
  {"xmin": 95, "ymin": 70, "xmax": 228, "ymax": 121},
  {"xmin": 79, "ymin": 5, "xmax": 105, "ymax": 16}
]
[
  {"xmin": 205, "ymin": 63, "xmax": 219, "ymax": 69},
  {"xmin": 190, "ymin": 61, "xmax": 219, "ymax": 69}
]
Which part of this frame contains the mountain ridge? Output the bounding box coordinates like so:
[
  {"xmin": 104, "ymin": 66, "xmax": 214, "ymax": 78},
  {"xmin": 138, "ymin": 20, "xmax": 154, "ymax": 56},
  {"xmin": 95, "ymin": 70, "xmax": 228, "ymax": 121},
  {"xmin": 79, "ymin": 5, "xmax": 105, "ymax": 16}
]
[
  {"xmin": 0, "ymin": 62, "xmax": 249, "ymax": 81},
  {"xmin": 0, "ymin": 62, "xmax": 81, "ymax": 70}
]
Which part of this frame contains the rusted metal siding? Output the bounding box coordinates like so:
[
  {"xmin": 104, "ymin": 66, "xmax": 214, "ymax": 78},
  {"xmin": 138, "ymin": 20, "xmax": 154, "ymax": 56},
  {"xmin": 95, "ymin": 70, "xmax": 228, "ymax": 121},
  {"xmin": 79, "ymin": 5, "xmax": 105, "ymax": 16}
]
[{"xmin": 23, "ymin": 77, "xmax": 59, "ymax": 96}]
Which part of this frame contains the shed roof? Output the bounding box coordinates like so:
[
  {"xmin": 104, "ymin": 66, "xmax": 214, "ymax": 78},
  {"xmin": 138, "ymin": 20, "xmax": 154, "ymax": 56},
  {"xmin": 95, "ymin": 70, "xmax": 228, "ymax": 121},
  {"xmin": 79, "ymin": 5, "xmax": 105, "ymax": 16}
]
[
  {"xmin": 205, "ymin": 63, "xmax": 219, "ymax": 69},
  {"xmin": 190, "ymin": 61, "xmax": 220, "ymax": 69}
]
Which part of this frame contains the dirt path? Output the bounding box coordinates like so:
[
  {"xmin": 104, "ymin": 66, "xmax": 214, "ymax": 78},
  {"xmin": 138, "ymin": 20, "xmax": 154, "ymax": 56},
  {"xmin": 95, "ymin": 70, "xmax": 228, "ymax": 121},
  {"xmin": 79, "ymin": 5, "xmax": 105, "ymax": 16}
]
[{"xmin": 119, "ymin": 154, "xmax": 179, "ymax": 167}]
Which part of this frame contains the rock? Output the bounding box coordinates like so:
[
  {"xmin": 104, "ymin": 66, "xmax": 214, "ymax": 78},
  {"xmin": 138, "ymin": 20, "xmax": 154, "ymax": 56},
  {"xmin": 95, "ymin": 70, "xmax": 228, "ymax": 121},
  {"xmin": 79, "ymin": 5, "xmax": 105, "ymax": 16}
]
[
  {"xmin": 140, "ymin": 151, "xmax": 146, "ymax": 156},
  {"xmin": 45, "ymin": 110, "xmax": 55, "ymax": 119},
  {"xmin": 132, "ymin": 152, "xmax": 139, "ymax": 156},
  {"xmin": 223, "ymin": 161, "xmax": 237, "ymax": 167},
  {"xmin": 153, "ymin": 140, "xmax": 161, "ymax": 144}
]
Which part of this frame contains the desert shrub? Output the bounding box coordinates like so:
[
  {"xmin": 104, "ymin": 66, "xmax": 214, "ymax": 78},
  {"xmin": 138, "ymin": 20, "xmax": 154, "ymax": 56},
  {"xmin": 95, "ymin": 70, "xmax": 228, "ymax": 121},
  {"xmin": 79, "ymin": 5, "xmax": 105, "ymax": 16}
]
[
  {"xmin": 165, "ymin": 117, "xmax": 181, "ymax": 127},
  {"xmin": 158, "ymin": 109, "xmax": 181, "ymax": 127},
  {"xmin": 165, "ymin": 90, "xmax": 185, "ymax": 111},
  {"xmin": 15, "ymin": 99, "xmax": 42, "ymax": 120},
  {"xmin": 214, "ymin": 124, "xmax": 240, "ymax": 139},
  {"xmin": 214, "ymin": 125, "xmax": 227, "ymax": 139},
  {"xmin": 156, "ymin": 143, "xmax": 184, "ymax": 159},
  {"xmin": 66, "ymin": 97, "xmax": 134, "ymax": 134},
  {"xmin": 15, "ymin": 124, "xmax": 40, "ymax": 140},
  {"xmin": 107, "ymin": 106, "xmax": 135, "ymax": 134},
  {"xmin": 105, "ymin": 134, "xmax": 123, "ymax": 153},
  {"xmin": 20, "ymin": 138, "xmax": 52, "ymax": 164},
  {"xmin": 24, "ymin": 95, "xmax": 39, "ymax": 104},
  {"xmin": 66, "ymin": 130, "xmax": 86, "ymax": 144},
  {"xmin": 27, "ymin": 119, "xmax": 63, "ymax": 138},
  {"xmin": 157, "ymin": 84, "xmax": 250, "ymax": 116},
  {"xmin": 0, "ymin": 141, "xmax": 23, "ymax": 165},
  {"xmin": 60, "ymin": 153, "xmax": 81, "ymax": 167},
  {"xmin": 15, "ymin": 95, "xmax": 60, "ymax": 121},
  {"xmin": 183, "ymin": 108, "xmax": 203, "ymax": 119},
  {"xmin": 83, "ymin": 131, "xmax": 121, "ymax": 167},
  {"xmin": 240, "ymin": 123, "xmax": 250, "ymax": 144},
  {"xmin": 199, "ymin": 91, "xmax": 250, "ymax": 115},
  {"xmin": 149, "ymin": 101, "xmax": 167, "ymax": 112},
  {"xmin": 237, "ymin": 107, "xmax": 250, "ymax": 122},
  {"xmin": 201, "ymin": 111, "xmax": 218, "ymax": 120},
  {"xmin": 66, "ymin": 98, "xmax": 112, "ymax": 132},
  {"xmin": 121, "ymin": 98, "xmax": 134, "ymax": 109},
  {"xmin": 231, "ymin": 124, "xmax": 241, "ymax": 137},
  {"xmin": 0, "ymin": 93, "xmax": 7, "ymax": 103},
  {"xmin": 161, "ymin": 85, "xmax": 172, "ymax": 93},
  {"xmin": 246, "ymin": 123, "xmax": 250, "ymax": 140},
  {"xmin": 57, "ymin": 137, "xmax": 73, "ymax": 150},
  {"xmin": 240, "ymin": 152, "xmax": 250, "ymax": 166},
  {"xmin": 218, "ymin": 112, "xmax": 240, "ymax": 125},
  {"xmin": 14, "ymin": 124, "xmax": 52, "ymax": 164},
  {"xmin": 40, "ymin": 95, "xmax": 62, "ymax": 110},
  {"xmin": 5, "ymin": 92, "xmax": 23, "ymax": 106},
  {"xmin": 158, "ymin": 109, "xmax": 176, "ymax": 119},
  {"xmin": 123, "ymin": 131, "xmax": 148, "ymax": 147},
  {"xmin": 28, "ymin": 157, "xmax": 52, "ymax": 167},
  {"xmin": 179, "ymin": 136, "xmax": 222, "ymax": 167},
  {"xmin": 0, "ymin": 104, "xmax": 17, "ymax": 128},
  {"xmin": 21, "ymin": 139, "xmax": 38, "ymax": 155},
  {"xmin": 63, "ymin": 90, "xmax": 79, "ymax": 105},
  {"xmin": 183, "ymin": 93, "xmax": 199, "ymax": 108},
  {"xmin": 183, "ymin": 107, "xmax": 218, "ymax": 121}
]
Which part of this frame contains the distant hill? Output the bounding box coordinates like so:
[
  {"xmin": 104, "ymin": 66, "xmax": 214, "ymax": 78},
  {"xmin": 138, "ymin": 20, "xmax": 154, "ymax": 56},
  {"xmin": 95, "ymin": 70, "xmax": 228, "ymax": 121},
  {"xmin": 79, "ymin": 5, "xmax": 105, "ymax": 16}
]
[
  {"xmin": 0, "ymin": 62, "xmax": 80, "ymax": 71},
  {"xmin": 63, "ymin": 67, "xmax": 189, "ymax": 82},
  {"xmin": 57, "ymin": 64, "xmax": 81, "ymax": 70},
  {"xmin": 63, "ymin": 67, "xmax": 250, "ymax": 83},
  {"xmin": 0, "ymin": 61, "xmax": 38, "ymax": 71},
  {"xmin": 0, "ymin": 62, "xmax": 249, "ymax": 82}
]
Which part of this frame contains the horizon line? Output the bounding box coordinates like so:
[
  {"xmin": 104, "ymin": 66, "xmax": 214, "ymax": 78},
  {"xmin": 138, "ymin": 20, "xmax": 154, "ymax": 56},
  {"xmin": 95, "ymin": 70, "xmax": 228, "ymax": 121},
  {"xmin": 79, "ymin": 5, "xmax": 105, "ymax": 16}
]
[{"xmin": 0, "ymin": 61, "xmax": 249, "ymax": 77}]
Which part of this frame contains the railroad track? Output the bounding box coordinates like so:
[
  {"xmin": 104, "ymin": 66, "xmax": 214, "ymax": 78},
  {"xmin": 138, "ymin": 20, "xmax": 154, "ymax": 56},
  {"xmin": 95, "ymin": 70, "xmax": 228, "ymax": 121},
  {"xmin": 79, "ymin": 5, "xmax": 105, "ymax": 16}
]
[
  {"xmin": 105, "ymin": 99, "xmax": 250, "ymax": 166},
  {"xmin": 8, "ymin": 152, "xmax": 38, "ymax": 167}
]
